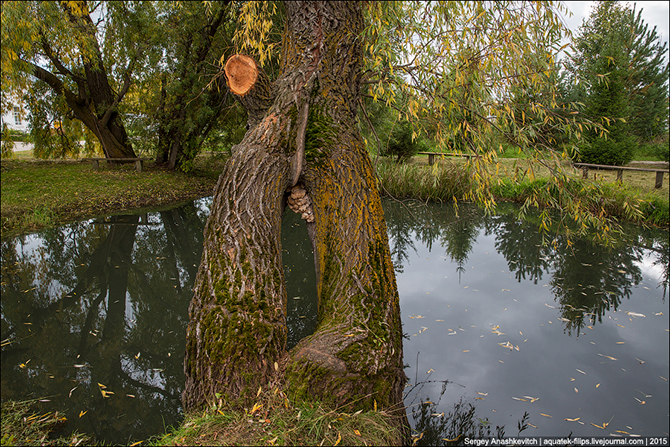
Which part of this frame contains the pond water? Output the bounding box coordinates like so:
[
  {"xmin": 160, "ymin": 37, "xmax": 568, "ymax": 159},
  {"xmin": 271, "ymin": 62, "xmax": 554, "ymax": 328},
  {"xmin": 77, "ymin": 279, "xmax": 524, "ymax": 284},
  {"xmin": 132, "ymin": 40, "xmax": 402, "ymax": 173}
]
[{"xmin": 1, "ymin": 198, "xmax": 667, "ymax": 444}]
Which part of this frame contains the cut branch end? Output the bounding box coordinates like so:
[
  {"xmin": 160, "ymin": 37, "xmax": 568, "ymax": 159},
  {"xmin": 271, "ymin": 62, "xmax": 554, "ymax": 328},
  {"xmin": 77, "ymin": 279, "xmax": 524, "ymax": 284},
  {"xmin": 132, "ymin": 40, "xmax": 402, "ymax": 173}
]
[{"xmin": 224, "ymin": 54, "xmax": 258, "ymax": 97}]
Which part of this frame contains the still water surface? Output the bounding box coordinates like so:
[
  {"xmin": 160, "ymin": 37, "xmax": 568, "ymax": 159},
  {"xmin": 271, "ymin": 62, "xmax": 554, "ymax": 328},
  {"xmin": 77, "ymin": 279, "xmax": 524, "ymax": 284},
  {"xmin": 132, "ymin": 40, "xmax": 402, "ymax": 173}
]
[{"xmin": 1, "ymin": 198, "xmax": 667, "ymax": 443}]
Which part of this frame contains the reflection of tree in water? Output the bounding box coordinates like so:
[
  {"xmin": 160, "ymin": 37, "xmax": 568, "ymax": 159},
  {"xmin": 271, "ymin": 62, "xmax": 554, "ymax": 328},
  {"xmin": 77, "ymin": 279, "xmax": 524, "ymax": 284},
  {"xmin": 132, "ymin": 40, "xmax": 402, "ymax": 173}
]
[
  {"xmin": 405, "ymin": 379, "xmax": 532, "ymax": 446},
  {"xmin": 383, "ymin": 200, "xmax": 484, "ymax": 280},
  {"xmin": 629, "ymin": 226, "xmax": 669, "ymax": 300},
  {"xmin": 384, "ymin": 200, "xmax": 421, "ymax": 274},
  {"xmin": 549, "ymin": 235, "xmax": 643, "ymax": 337},
  {"xmin": 381, "ymin": 199, "xmax": 667, "ymax": 337},
  {"xmin": 0, "ymin": 201, "xmax": 208, "ymax": 444},
  {"xmin": 489, "ymin": 211, "xmax": 551, "ymax": 284}
]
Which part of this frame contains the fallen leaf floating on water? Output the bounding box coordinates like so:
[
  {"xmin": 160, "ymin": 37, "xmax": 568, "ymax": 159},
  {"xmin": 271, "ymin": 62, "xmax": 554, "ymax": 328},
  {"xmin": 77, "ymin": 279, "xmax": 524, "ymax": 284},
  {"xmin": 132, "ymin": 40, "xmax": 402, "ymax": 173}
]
[
  {"xmin": 544, "ymin": 303, "xmax": 556, "ymax": 309},
  {"xmin": 69, "ymin": 387, "xmax": 78, "ymax": 398},
  {"xmin": 528, "ymin": 423, "xmax": 538, "ymax": 428},
  {"xmin": 540, "ymin": 413, "xmax": 552, "ymax": 418},
  {"xmin": 574, "ymin": 387, "xmax": 579, "ymax": 393},
  {"xmin": 576, "ymin": 369, "xmax": 586, "ymax": 375},
  {"xmin": 476, "ymin": 392, "xmax": 488, "ymax": 396},
  {"xmin": 499, "ymin": 341, "xmax": 514, "ymax": 350},
  {"xmin": 634, "ymin": 397, "xmax": 646, "ymax": 405},
  {"xmin": 625, "ymin": 311, "xmax": 646, "ymax": 318},
  {"xmin": 616, "ymin": 342, "xmax": 625, "ymax": 344},
  {"xmin": 570, "ymin": 377, "xmax": 575, "ymax": 381},
  {"xmin": 654, "ymin": 312, "xmax": 663, "ymax": 316},
  {"xmin": 661, "ymin": 376, "xmax": 668, "ymax": 382},
  {"xmin": 558, "ymin": 318, "xmax": 570, "ymax": 322},
  {"xmin": 598, "ymin": 353, "xmax": 618, "ymax": 361},
  {"xmin": 98, "ymin": 383, "xmax": 107, "ymax": 389},
  {"xmin": 616, "ymin": 324, "xmax": 625, "ymax": 328},
  {"xmin": 591, "ymin": 422, "xmax": 608, "ymax": 429},
  {"xmin": 635, "ymin": 358, "xmax": 646, "ymax": 364},
  {"xmin": 462, "ymin": 350, "xmax": 470, "ymax": 353},
  {"xmin": 523, "ymin": 396, "xmax": 539, "ymax": 403},
  {"xmin": 475, "ymin": 397, "xmax": 485, "ymax": 400},
  {"xmin": 512, "ymin": 397, "xmax": 528, "ymax": 402},
  {"xmin": 596, "ymin": 383, "xmax": 600, "ymax": 388},
  {"xmin": 426, "ymin": 368, "xmax": 434, "ymax": 374},
  {"xmin": 443, "ymin": 435, "xmax": 462, "ymax": 442},
  {"xmin": 100, "ymin": 390, "xmax": 113, "ymax": 398},
  {"xmin": 564, "ymin": 417, "xmax": 580, "ymax": 422},
  {"xmin": 431, "ymin": 413, "xmax": 444, "ymax": 418}
]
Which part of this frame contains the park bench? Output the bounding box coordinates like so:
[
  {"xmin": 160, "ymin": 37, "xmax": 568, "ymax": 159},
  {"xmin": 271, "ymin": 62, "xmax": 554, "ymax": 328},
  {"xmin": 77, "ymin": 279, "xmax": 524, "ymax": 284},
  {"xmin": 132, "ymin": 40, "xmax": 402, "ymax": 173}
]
[
  {"xmin": 416, "ymin": 152, "xmax": 477, "ymax": 166},
  {"xmin": 84, "ymin": 157, "xmax": 150, "ymax": 173},
  {"xmin": 573, "ymin": 162, "xmax": 668, "ymax": 189}
]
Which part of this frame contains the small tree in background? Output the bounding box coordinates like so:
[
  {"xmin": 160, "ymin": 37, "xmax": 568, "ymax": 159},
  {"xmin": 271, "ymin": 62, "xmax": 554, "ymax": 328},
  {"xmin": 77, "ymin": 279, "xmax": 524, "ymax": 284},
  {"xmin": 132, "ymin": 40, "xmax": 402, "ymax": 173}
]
[
  {"xmin": 568, "ymin": 1, "xmax": 669, "ymax": 165},
  {"xmin": 1, "ymin": 123, "xmax": 16, "ymax": 158},
  {"xmin": 383, "ymin": 119, "xmax": 428, "ymax": 163}
]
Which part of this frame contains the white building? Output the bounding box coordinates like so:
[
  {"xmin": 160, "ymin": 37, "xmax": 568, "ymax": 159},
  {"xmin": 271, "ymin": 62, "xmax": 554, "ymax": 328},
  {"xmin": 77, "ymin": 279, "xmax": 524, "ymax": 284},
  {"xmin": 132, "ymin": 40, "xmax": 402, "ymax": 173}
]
[{"xmin": 1, "ymin": 102, "xmax": 29, "ymax": 133}]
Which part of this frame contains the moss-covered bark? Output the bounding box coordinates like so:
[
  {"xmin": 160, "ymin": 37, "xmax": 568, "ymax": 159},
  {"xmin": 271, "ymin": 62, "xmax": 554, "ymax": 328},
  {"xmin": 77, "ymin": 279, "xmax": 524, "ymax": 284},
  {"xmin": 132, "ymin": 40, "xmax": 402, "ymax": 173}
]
[{"xmin": 184, "ymin": 1, "xmax": 407, "ymax": 434}]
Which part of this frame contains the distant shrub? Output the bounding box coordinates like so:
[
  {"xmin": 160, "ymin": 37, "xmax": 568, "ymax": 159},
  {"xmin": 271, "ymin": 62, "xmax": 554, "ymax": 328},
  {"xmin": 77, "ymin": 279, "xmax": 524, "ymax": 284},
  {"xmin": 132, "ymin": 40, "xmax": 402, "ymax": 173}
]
[
  {"xmin": 577, "ymin": 136, "xmax": 636, "ymax": 166},
  {"xmin": 382, "ymin": 120, "xmax": 428, "ymax": 163}
]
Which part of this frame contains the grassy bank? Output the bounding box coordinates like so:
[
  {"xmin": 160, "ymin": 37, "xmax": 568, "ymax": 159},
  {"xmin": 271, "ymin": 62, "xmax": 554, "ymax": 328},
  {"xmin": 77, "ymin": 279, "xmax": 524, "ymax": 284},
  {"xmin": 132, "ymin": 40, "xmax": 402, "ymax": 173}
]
[
  {"xmin": 377, "ymin": 156, "xmax": 669, "ymax": 228},
  {"xmin": 1, "ymin": 400, "xmax": 92, "ymax": 446},
  {"xmin": 2, "ymin": 153, "xmax": 667, "ymax": 240},
  {"xmin": 149, "ymin": 387, "xmax": 404, "ymax": 446},
  {"xmin": 0, "ymin": 156, "xmax": 224, "ymax": 239}
]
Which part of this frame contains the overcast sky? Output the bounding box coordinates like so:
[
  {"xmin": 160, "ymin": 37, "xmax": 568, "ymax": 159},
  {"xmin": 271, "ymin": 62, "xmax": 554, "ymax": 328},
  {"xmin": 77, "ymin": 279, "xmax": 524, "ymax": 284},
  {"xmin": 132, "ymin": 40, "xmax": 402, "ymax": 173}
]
[{"xmin": 560, "ymin": 1, "xmax": 670, "ymax": 45}]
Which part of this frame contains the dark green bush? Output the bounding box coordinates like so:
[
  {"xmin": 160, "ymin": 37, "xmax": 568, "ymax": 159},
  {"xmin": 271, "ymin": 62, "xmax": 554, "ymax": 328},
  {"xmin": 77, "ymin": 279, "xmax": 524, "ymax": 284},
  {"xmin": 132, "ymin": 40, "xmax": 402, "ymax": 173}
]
[
  {"xmin": 382, "ymin": 120, "xmax": 428, "ymax": 163},
  {"xmin": 577, "ymin": 135, "xmax": 636, "ymax": 166}
]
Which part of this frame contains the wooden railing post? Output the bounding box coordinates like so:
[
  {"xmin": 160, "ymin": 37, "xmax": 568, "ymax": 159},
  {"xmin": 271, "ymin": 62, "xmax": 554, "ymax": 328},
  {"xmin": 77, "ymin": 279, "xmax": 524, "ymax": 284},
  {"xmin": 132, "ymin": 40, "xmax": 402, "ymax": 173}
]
[{"xmin": 655, "ymin": 171, "xmax": 664, "ymax": 189}]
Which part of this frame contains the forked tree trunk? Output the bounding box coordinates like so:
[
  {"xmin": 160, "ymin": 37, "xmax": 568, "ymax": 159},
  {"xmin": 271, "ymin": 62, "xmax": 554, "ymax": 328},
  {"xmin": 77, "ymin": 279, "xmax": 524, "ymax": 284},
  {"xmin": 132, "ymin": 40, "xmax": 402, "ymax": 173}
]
[{"xmin": 184, "ymin": 0, "xmax": 407, "ymax": 432}]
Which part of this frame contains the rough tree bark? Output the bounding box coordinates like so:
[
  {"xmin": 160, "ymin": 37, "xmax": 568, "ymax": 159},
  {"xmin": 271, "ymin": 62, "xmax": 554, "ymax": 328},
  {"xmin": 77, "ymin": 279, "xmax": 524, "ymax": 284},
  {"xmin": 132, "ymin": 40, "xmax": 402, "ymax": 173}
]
[{"xmin": 184, "ymin": 0, "xmax": 407, "ymax": 432}]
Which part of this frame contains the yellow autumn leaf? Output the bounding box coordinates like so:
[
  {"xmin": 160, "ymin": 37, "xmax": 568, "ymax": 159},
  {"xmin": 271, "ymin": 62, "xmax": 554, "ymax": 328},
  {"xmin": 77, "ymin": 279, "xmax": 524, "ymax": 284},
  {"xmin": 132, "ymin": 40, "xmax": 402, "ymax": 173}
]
[
  {"xmin": 79, "ymin": 410, "xmax": 87, "ymax": 418},
  {"xmin": 564, "ymin": 417, "xmax": 580, "ymax": 422},
  {"xmin": 540, "ymin": 413, "xmax": 552, "ymax": 418},
  {"xmin": 354, "ymin": 429, "xmax": 361, "ymax": 436},
  {"xmin": 334, "ymin": 432, "xmax": 341, "ymax": 446},
  {"xmin": 250, "ymin": 402, "xmax": 262, "ymax": 414}
]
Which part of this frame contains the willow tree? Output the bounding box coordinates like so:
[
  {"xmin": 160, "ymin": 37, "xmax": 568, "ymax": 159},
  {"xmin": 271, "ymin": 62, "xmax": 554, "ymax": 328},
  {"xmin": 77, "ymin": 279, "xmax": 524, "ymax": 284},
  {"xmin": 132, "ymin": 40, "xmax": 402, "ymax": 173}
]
[
  {"xmin": 184, "ymin": 0, "xmax": 406, "ymax": 419},
  {"xmin": 182, "ymin": 0, "xmax": 608, "ymax": 430},
  {"xmin": 1, "ymin": 1, "xmax": 154, "ymax": 159}
]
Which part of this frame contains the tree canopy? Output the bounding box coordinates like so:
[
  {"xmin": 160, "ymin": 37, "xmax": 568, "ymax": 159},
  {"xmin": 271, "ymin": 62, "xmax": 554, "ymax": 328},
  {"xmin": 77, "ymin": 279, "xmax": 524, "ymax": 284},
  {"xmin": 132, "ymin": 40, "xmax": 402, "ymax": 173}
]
[
  {"xmin": 564, "ymin": 1, "xmax": 669, "ymax": 165},
  {"xmin": 2, "ymin": 1, "xmax": 659, "ymax": 236}
]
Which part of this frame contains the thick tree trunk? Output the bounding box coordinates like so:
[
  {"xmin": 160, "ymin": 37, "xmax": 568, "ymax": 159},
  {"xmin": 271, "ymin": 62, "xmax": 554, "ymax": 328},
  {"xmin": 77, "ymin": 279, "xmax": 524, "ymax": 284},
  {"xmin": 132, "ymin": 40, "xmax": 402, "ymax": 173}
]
[{"xmin": 184, "ymin": 0, "xmax": 407, "ymax": 433}]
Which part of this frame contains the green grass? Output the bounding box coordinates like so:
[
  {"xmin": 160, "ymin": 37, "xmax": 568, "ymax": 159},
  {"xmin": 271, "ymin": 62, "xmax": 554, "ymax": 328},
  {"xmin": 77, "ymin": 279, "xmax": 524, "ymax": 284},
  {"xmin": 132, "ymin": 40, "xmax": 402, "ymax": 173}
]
[
  {"xmin": 378, "ymin": 156, "xmax": 669, "ymax": 228},
  {"xmin": 149, "ymin": 386, "xmax": 404, "ymax": 446},
  {"xmin": 1, "ymin": 156, "xmax": 224, "ymax": 238},
  {"xmin": 1, "ymin": 400, "xmax": 92, "ymax": 446}
]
